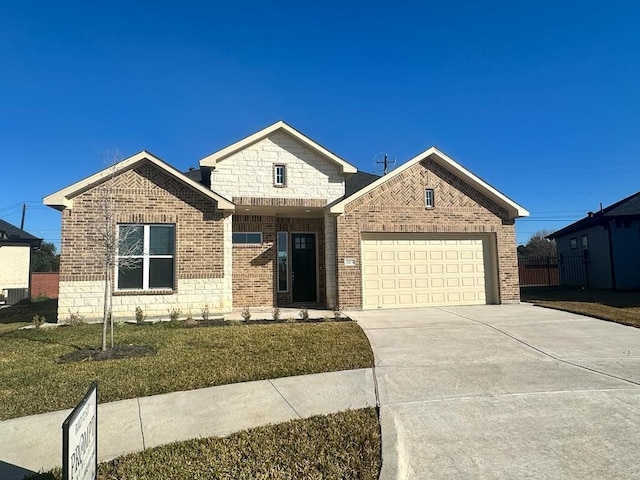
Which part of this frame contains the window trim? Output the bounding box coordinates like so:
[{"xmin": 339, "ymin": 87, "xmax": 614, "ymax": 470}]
[
  {"xmin": 570, "ymin": 237, "xmax": 577, "ymax": 250},
  {"xmin": 273, "ymin": 164, "xmax": 286, "ymax": 187},
  {"xmin": 232, "ymin": 232, "xmax": 263, "ymax": 245},
  {"xmin": 425, "ymin": 188, "xmax": 435, "ymax": 208},
  {"xmin": 115, "ymin": 224, "xmax": 175, "ymax": 291},
  {"xmin": 277, "ymin": 231, "xmax": 288, "ymax": 292},
  {"xmin": 581, "ymin": 234, "xmax": 589, "ymax": 250}
]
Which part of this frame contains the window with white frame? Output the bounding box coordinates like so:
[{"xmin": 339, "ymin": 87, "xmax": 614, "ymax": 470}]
[
  {"xmin": 274, "ymin": 164, "xmax": 286, "ymax": 187},
  {"xmin": 425, "ymin": 188, "xmax": 435, "ymax": 208},
  {"xmin": 116, "ymin": 224, "xmax": 175, "ymax": 290}
]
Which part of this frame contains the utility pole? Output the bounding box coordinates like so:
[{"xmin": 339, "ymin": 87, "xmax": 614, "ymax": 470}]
[{"xmin": 20, "ymin": 203, "xmax": 26, "ymax": 229}]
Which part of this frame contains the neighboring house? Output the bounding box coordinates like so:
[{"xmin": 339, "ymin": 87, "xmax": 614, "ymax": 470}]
[
  {"xmin": 548, "ymin": 191, "xmax": 640, "ymax": 290},
  {"xmin": 44, "ymin": 121, "xmax": 529, "ymax": 322},
  {"xmin": 0, "ymin": 220, "xmax": 42, "ymax": 304}
]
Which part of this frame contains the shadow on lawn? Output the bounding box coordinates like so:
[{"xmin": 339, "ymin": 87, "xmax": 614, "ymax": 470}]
[
  {"xmin": 521, "ymin": 286, "xmax": 640, "ymax": 308},
  {"xmin": 0, "ymin": 298, "xmax": 58, "ymax": 324}
]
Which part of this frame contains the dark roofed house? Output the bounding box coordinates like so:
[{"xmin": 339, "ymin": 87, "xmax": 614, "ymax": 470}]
[
  {"xmin": 0, "ymin": 220, "xmax": 42, "ymax": 304},
  {"xmin": 548, "ymin": 191, "xmax": 640, "ymax": 290}
]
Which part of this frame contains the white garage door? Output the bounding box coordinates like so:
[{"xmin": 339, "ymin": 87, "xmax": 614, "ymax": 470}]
[{"xmin": 362, "ymin": 236, "xmax": 488, "ymax": 309}]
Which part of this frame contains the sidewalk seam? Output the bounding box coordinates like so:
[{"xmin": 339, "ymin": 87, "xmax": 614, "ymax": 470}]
[
  {"xmin": 372, "ymin": 367, "xmax": 381, "ymax": 408},
  {"xmin": 268, "ymin": 380, "xmax": 302, "ymax": 418},
  {"xmin": 136, "ymin": 398, "xmax": 146, "ymax": 450}
]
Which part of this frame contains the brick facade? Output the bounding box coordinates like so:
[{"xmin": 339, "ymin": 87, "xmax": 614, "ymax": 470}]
[
  {"xmin": 335, "ymin": 158, "xmax": 520, "ymax": 309},
  {"xmin": 232, "ymin": 214, "xmax": 325, "ymax": 308},
  {"xmin": 31, "ymin": 272, "xmax": 60, "ymax": 299},
  {"xmin": 57, "ymin": 162, "xmax": 231, "ymax": 321}
]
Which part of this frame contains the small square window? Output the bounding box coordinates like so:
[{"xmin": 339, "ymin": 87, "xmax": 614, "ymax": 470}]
[
  {"xmin": 274, "ymin": 164, "xmax": 286, "ymax": 187},
  {"xmin": 425, "ymin": 188, "xmax": 435, "ymax": 208},
  {"xmin": 570, "ymin": 238, "xmax": 577, "ymax": 250},
  {"xmin": 581, "ymin": 235, "xmax": 589, "ymax": 250}
]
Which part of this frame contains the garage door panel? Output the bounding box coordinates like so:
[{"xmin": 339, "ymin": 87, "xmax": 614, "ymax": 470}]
[{"xmin": 362, "ymin": 236, "xmax": 488, "ymax": 309}]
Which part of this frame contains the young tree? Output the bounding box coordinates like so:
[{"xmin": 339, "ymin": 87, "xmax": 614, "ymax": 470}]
[
  {"xmin": 518, "ymin": 230, "xmax": 557, "ymax": 258},
  {"xmin": 96, "ymin": 153, "xmax": 142, "ymax": 351}
]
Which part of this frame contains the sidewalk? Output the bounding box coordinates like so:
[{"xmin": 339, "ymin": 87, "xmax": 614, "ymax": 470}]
[{"xmin": 0, "ymin": 368, "xmax": 376, "ymax": 479}]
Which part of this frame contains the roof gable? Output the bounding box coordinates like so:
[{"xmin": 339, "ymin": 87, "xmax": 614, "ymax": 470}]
[
  {"xmin": 549, "ymin": 191, "xmax": 640, "ymax": 239},
  {"xmin": 44, "ymin": 151, "xmax": 234, "ymax": 211},
  {"xmin": 330, "ymin": 147, "xmax": 529, "ymax": 219},
  {"xmin": 199, "ymin": 121, "xmax": 357, "ymax": 174}
]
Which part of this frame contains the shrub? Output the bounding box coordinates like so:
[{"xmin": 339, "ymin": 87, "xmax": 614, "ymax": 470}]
[
  {"xmin": 241, "ymin": 306, "xmax": 251, "ymax": 321},
  {"xmin": 299, "ymin": 307, "xmax": 309, "ymax": 321},
  {"xmin": 333, "ymin": 307, "xmax": 343, "ymax": 321},
  {"xmin": 272, "ymin": 307, "xmax": 281, "ymax": 321},
  {"xmin": 168, "ymin": 308, "xmax": 181, "ymax": 323},
  {"xmin": 32, "ymin": 314, "xmax": 46, "ymax": 329},
  {"xmin": 201, "ymin": 304, "xmax": 210, "ymax": 321},
  {"xmin": 67, "ymin": 310, "xmax": 85, "ymax": 325},
  {"xmin": 135, "ymin": 306, "xmax": 146, "ymax": 324}
]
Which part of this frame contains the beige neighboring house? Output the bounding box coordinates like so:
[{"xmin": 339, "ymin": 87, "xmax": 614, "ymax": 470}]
[
  {"xmin": 0, "ymin": 220, "xmax": 42, "ymax": 304},
  {"xmin": 44, "ymin": 121, "xmax": 529, "ymax": 322}
]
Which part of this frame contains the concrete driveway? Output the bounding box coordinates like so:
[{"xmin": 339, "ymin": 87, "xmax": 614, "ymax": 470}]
[{"xmin": 348, "ymin": 304, "xmax": 640, "ymax": 479}]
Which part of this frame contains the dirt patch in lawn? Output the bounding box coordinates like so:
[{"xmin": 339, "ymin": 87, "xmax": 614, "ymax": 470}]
[{"xmin": 58, "ymin": 344, "xmax": 156, "ymax": 363}]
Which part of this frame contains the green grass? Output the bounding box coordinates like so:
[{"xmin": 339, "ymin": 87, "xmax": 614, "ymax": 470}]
[
  {"xmin": 0, "ymin": 312, "xmax": 373, "ymax": 420},
  {"xmin": 521, "ymin": 286, "xmax": 640, "ymax": 328},
  {"xmin": 26, "ymin": 408, "xmax": 381, "ymax": 480}
]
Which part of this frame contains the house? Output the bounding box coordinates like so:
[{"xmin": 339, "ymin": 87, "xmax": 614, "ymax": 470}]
[
  {"xmin": 548, "ymin": 191, "xmax": 640, "ymax": 290},
  {"xmin": 0, "ymin": 220, "xmax": 42, "ymax": 304},
  {"xmin": 44, "ymin": 121, "xmax": 528, "ymax": 322}
]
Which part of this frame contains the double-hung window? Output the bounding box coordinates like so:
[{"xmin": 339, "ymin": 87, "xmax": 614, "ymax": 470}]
[
  {"xmin": 274, "ymin": 164, "xmax": 286, "ymax": 187},
  {"xmin": 425, "ymin": 188, "xmax": 435, "ymax": 208},
  {"xmin": 116, "ymin": 224, "xmax": 175, "ymax": 290}
]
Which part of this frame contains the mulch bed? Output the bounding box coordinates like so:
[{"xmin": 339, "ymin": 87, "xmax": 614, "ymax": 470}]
[{"xmin": 58, "ymin": 344, "xmax": 156, "ymax": 363}]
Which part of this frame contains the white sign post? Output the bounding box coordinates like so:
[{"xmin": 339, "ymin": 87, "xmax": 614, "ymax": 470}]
[{"xmin": 62, "ymin": 382, "xmax": 98, "ymax": 480}]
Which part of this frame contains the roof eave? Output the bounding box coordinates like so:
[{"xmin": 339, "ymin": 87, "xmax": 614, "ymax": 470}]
[
  {"xmin": 330, "ymin": 147, "xmax": 528, "ymax": 219},
  {"xmin": 43, "ymin": 151, "xmax": 235, "ymax": 212},
  {"xmin": 199, "ymin": 121, "xmax": 357, "ymax": 174}
]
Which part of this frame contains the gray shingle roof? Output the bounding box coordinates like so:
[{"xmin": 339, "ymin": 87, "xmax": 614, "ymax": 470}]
[
  {"xmin": 0, "ymin": 220, "xmax": 42, "ymax": 246},
  {"xmin": 548, "ymin": 191, "xmax": 640, "ymax": 239}
]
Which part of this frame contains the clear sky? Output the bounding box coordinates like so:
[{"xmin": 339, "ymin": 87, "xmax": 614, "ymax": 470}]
[{"xmin": 2, "ymin": 1, "xmax": 639, "ymax": 250}]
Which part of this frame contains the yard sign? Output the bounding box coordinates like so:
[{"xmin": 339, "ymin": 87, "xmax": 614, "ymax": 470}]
[{"xmin": 62, "ymin": 382, "xmax": 98, "ymax": 480}]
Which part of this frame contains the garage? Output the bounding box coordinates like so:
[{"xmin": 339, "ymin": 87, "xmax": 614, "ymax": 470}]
[{"xmin": 361, "ymin": 234, "xmax": 496, "ymax": 309}]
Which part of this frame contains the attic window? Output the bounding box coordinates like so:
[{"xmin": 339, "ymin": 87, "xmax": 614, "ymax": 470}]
[
  {"xmin": 425, "ymin": 188, "xmax": 435, "ymax": 208},
  {"xmin": 274, "ymin": 164, "xmax": 286, "ymax": 187}
]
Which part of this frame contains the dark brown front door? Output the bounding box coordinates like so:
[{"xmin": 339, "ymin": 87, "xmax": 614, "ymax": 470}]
[{"xmin": 292, "ymin": 233, "xmax": 317, "ymax": 302}]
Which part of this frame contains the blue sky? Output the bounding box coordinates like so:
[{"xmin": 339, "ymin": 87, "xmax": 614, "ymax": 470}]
[{"xmin": 2, "ymin": 1, "xmax": 639, "ymax": 250}]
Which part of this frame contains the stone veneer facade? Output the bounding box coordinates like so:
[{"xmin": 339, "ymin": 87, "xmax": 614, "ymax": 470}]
[
  {"xmin": 334, "ymin": 158, "xmax": 520, "ymax": 309},
  {"xmin": 57, "ymin": 162, "xmax": 232, "ymax": 322},
  {"xmin": 210, "ymin": 132, "xmax": 345, "ymax": 203}
]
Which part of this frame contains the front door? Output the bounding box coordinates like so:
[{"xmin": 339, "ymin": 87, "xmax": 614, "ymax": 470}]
[{"xmin": 292, "ymin": 233, "xmax": 317, "ymax": 302}]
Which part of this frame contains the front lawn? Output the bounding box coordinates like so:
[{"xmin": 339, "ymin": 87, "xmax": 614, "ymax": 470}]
[
  {"xmin": 0, "ymin": 314, "xmax": 374, "ymax": 420},
  {"xmin": 521, "ymin": 287, "xmax": 640, "ymax": 328},
  {"xmin": 28, "ymin": 408, "xmax": 381, "ymax": 480}
]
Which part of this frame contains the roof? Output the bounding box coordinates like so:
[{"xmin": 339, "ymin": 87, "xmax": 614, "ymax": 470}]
[
  {"xmin": 329, "ymin": 146, "xmax": 529, "ymax": 219},
  {"xmin": 548, "ymin": 191, "xmax": 640, "ymax": 239},
  {"xmin": 44, "ymin": 151, "xmax": 234, "ymax": 211},
  {"xmin": 344, "ymin": 171, "xmax": 380, "ymax": 197},
  {"xmin": 0, "ymin": 219, "xmax": 42, "ymax": 247},
  {"xmin": 199, "ymin": 121, "xmax": 358, "ymax": 174}
]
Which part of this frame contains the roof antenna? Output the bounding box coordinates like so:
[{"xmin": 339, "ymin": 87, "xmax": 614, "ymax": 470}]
[{"xmin": 373, "ymin": 152, "xmax": 396, "ymax": 176}]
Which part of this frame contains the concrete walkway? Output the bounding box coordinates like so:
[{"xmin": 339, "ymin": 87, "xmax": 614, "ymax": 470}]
[
  {"xmin": 349, "ymin": 304, "xmax": 640, "ymax": 480},
  {"xmin": 0, "ymin": 368, "xmax": 375, "ymax": 479}
]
